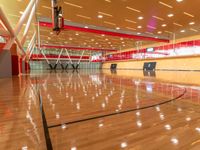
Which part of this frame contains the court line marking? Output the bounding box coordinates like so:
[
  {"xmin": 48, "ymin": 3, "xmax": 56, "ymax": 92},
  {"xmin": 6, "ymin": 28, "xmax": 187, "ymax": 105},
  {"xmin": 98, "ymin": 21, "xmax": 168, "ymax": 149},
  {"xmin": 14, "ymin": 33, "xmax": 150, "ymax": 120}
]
[
  {"xmin": 48, "ymin": 88, "xmax": 186, "ymax": 128},
  {"xmin": 36, "ymin": 79, "xmax": 53, "ymax": 150}
]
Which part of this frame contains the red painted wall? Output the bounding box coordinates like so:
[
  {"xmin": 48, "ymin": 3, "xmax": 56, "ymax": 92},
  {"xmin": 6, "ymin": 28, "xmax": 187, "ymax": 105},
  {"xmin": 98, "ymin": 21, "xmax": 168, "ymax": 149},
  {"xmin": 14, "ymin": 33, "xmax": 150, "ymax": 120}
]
[
  {"xmin": 11, "ymin": 55, "xmax": 19, "ymax": 75},
  {"xmin": 105, "ymin": 40, "xmax": 200, "ymax": 61}
]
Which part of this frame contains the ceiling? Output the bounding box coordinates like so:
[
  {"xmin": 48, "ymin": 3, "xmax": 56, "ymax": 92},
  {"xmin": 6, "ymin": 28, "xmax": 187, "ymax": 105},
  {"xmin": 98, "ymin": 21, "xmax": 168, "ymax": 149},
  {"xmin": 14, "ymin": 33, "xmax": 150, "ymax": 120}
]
[{"xmin": 1, "ymin": 0, "xmax": 200, "ymax": 53}]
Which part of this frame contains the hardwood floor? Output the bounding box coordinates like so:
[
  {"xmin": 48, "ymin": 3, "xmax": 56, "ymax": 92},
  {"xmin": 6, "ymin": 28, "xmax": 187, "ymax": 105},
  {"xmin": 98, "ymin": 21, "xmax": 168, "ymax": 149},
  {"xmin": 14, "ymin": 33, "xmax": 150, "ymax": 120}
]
[
  {"xmin": 1, "ymin": 70, "xmax": 200, "ymax": 150},
  {"xmin": 0, "ymin": 77, "xmax": 46, "ymax": 150}
]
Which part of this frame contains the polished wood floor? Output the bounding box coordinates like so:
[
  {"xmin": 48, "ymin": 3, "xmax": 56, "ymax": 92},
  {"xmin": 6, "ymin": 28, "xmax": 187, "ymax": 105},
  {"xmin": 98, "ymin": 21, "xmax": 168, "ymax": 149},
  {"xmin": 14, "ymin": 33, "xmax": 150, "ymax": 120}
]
[{"xmin": 1, "ymin": 69, "xmax": 200, "ymax": 150}]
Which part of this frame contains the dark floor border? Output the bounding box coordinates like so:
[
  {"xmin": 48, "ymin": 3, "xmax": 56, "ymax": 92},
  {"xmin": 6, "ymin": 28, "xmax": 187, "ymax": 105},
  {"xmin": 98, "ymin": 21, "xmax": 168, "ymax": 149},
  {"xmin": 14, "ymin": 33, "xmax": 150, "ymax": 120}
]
[
  {"xmin": 103, "ymin": 68, "xmax": 200, "ymax": 71},
  {"xmin": 48, "ymin": 88, "xmax": 186, "ymax": 129}
]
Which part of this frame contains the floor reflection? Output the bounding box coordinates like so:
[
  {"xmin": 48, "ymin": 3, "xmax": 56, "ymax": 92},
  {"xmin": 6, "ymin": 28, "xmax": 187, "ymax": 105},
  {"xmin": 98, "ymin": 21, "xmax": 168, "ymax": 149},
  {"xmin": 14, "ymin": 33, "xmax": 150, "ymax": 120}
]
[{"xmin": 30, "ymin": 69, "xmax": 200, "ymax": 150}]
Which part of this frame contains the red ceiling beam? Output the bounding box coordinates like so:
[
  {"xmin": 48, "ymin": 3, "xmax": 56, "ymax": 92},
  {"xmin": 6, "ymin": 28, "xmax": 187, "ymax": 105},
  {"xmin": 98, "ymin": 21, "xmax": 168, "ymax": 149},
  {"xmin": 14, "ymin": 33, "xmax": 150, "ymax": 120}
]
[
  {"xmin": 39, "ymin": 44, "xmax": 117, "ymax": 52},
  {"xmin": 39, "ymin": 21, "xmax": 169, "ymax": 43}
]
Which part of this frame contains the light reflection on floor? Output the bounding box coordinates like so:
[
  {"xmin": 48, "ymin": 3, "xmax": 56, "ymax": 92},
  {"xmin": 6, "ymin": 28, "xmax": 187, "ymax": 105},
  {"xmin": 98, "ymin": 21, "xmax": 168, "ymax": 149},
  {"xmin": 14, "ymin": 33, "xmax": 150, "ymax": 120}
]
[{"xmin": 1, "ymin": 69, "xmax": 200, "ymax": 150}]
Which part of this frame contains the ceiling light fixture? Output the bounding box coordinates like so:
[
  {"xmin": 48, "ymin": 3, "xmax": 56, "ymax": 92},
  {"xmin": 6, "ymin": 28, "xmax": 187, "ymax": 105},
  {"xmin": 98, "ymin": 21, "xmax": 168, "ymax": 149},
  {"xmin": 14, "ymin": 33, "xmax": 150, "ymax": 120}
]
[
  {"xmin": 183, "ymin": 12, "xmax": 194, "ymax": 18},
  {"xmin": 98, "ymin": 11, "xmax": 112, "ymax": 17},
  {"xmin": 173, "ymin": 22, "xmax": 183, "ymax": 27},
  {"xmin": 189, "ymin": 22, "xmax": 195, "ymax": 25},
  {"xmin": 64, "ymin": 2, "xmax": 83, "ymax": 8},
  {"xmin": 98, "ymin": 15, "xmax": 103, "ymax": 18},
  {"xmin": 125, "ymin": 19, "xmax": 136, "ymax": 24},
  {"xmin": 167, "ymin": 14, "xmax": 174, "ymax": 17},
  {"xmin": 180, "ymin": 30, "xmax": 185, "ymax": 33},
  {"xmin": 76, "ymin": 14, "xmax": 91, "ymax": 19},
  {"xmin": 103, "ymin": 21, "xmax": 116, "ymax": 26},
  {"xmin": 190, "ymin": 28, "xmax": 198, "ymax": 32},
  {"xmin": 138, "ymin": 16, "xmax": 144, "ymax": 20},
  {"xmin": 159, "ymin": 1, "xmax": 173, "ymax": 8},
  {"xmin": 147, "ymin": 25, "xmax": 156, "ymax": 29},
  {"xmin": 42, "ymin": 6, "xmax": 51, "ymax": 10},
  {"xmin": 126, "ymin": 27, "xmax": 136, "ymax": 30},
  {"xmin": 152, "ymin": 16, "xmax": 164, "ymax": 21},
  {"xmin": 126, "ymin": 6, "xmax": 141, "ymax": 13}
]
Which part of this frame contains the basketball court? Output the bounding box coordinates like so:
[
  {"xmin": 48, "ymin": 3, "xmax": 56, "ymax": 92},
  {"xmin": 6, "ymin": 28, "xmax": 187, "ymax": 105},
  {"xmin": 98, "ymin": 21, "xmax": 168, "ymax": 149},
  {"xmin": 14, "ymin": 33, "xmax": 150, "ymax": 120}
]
[{"xmin": 1, "ymin": 0, "xmax": 200, "ymax": 150}]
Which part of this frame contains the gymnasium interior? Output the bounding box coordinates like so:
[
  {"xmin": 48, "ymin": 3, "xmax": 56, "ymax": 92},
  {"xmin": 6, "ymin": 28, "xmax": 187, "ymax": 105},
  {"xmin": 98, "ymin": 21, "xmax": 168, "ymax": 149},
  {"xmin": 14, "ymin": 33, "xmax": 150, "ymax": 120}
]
[{"xmin": 1, "ymin": 0, "xmax": 200, "ymax": 149}]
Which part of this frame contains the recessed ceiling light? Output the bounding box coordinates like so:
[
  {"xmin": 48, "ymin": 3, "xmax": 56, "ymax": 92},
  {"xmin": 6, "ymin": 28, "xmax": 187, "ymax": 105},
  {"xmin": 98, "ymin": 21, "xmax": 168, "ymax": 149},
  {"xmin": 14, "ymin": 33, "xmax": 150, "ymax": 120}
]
[
  {"xmin": 76, "ymin": 14, "xmax": 91, "ymax": 19},
  {"xmin": 159, "ymin": 1, "xmax": 173, "ymax": 8},
  {"xmin": 116, "ymin": 27, "xmax": 120, "ymax": 30},
  {"xmin": 189, "ymin": 22, "xmax": 195, "ymax": 25},
  {"xmin": 176, "ymin": 0, "xmax": 183, "ymax": 2},
  {"xmin": 71, "ymin": 147, "xmax": 77, "ymax": 150},
  {"xmin": 42, "ymin": 6, "xmax": 51, "ymax": 10},
  {"xmin": 138, "ymin": 16, "xmax": 144, "ymax": 20},
  {"xmin": 137, "ymin": 26, "xmax": 142, "ymax": 28},
  {"xmin": 75, "ymin": 33, "xmax": 79, "ymax": 35},
  {"xmin": 190, "ymin": 28, "xmax": 198, "ymax": 32},
  {"xmin": 121, "ymin": 142, "xmax": 128, "ymax": 148},
  {"xmin": 125, "ymin": 19, "xmax": 137, "ymax": 24},
  {"xmin": 64, "ymin": 2, "xmax": 83, "ymax": 8},
  {"xmin": 98, "ymin": 11, "xmax": 112, "ymax": 17},
  {"xmin": 180, "ymin": 30, "xmax": 185, "ymax": 33},
  {"xmin": 97, "ymin": 15, "xmax": 103, "ymax": 18},
  {"xmin": 162, "ymin": 24, "xmax": 167, "ymax": 27},
  {"xmin": 84, "ymin": 26, "xmax": 88, "ymax": 28},
  {"xmin": 126, "ymin": 6, "xmax": 141, "ymax": 13},
  {"xmin": 102, "ymin": 34, "xmax": 105, "ymax": 36},
  {"xmin": 173, "ymin": 22, "xmax": 183, "ymax": 27},
  {"xmin": 126, "ymin": 27, "xmax": 136, "ymax": 30},
  {"xmin": 152, "ymin": 16, "xmax": 164, "ymax": 21},
  {"xmin": 157, "ymin": 31, "xmax": 162, "ymax": 34},
  {"xmin": 165, "ymin": 30, "xmax": 173, "ymax": 34},
  {"xmin": 104, "ymin": 21, "xmax": 116, "ymax": 26},
  {"xmin": 183, "ymin": 12, "xmax": 194, "ymax": 18},
  {"xmin": 105, "ymin": 0, "xmax": 111, "ymax": 2},
  {"xmin": 147, "ymin": 25, "xmax": 156, "ymax": 29},
  {"xmin": 167, "ymin": 14, "xmax": 174, "ymax": 17},
  {"xmin": 137, "ymin": 32, "xmax": 141, "ymax": 35}
]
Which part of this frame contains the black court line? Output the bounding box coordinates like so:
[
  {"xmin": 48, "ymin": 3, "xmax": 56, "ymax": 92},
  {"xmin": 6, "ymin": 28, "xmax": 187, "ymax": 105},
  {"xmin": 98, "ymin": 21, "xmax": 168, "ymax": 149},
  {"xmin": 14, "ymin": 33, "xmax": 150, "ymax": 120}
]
[
  {"xmin": 38, "ymin": 89, "xmax": 53, "ymax": 150},
  {"xmin": 103, "ymin": 68, "xmax": 200, "ymax": 72},
  {"xmin": 48, "ymin": 88, "xmax": 186, "ymax": 129}
]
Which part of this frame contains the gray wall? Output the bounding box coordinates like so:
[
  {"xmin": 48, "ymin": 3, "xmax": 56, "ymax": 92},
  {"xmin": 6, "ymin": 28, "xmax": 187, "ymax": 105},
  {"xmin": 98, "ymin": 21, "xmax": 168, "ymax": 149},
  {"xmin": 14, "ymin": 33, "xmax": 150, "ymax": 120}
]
[{"xmin": 0, "ymin": 50, "xmax": 12, "ymax": 78}]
